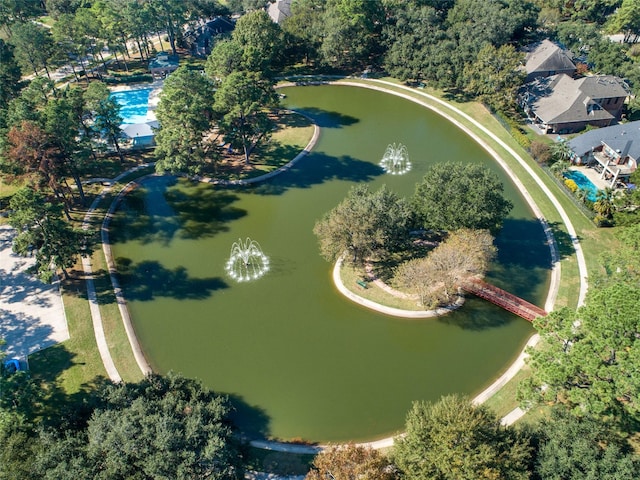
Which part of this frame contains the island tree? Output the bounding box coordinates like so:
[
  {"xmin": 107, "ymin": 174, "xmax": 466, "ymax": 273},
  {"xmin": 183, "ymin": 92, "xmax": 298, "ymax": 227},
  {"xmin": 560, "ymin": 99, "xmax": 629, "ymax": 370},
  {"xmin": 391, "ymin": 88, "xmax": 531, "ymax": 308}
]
[
  {"xmin": 9, "ymin": 187, "xmax": 91, "ymax": 282},
  {"xmin": 393, "ymin": 229, "xmax": 496, "ymax": 307},
  {"xmin": 214, "ymin": 70, "xmax": 279, "ymax": 165},
  {"xmin": 313, "ymin": 184, "xmax": 410, "ymax": 266},
  {"xmin": 412, "ymin": 162, "xmax": 513, "ymax": 233},
  {"xmin": 393, "ymin": 394, "xmax": 532, "ymax": 480}
]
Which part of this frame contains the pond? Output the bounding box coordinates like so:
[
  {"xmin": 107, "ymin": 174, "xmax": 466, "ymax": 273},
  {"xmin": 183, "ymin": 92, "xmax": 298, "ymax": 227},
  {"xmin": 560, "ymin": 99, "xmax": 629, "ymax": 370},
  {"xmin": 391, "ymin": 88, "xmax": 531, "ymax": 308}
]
[{"xmin": 109, "ymin": 85, "xmax": 550, "ymax": 443}]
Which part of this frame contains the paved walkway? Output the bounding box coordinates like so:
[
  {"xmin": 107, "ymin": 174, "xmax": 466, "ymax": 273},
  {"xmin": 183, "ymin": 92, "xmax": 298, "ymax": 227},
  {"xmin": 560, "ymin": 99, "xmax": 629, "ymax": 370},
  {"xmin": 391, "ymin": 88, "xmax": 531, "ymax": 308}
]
[{"xmin": 0, "ymin": 225, "xmax": 69, "ymax": 359}]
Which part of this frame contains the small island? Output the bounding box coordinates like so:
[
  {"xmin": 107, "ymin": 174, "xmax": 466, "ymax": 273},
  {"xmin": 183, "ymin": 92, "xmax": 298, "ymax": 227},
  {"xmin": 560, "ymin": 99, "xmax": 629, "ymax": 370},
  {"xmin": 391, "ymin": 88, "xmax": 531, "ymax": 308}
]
[{"xmin": 314, "ymin": 162, "xmax": 513, "ymax": 314}]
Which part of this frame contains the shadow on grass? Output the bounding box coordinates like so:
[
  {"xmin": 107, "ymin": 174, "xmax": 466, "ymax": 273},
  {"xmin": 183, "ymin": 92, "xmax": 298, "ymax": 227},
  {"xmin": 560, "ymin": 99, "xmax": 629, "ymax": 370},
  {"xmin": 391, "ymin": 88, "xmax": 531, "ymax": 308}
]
[
  {"xmin": 28, "ymin": 344, "xmax": 111, "ymax": 431},
  {"xmin": 249, "ymin": 152, "xmax": 383, "ymax": 196},
  {"xmin": 110, "ymin": 259, "xmax": 228, "ymax": 302}
]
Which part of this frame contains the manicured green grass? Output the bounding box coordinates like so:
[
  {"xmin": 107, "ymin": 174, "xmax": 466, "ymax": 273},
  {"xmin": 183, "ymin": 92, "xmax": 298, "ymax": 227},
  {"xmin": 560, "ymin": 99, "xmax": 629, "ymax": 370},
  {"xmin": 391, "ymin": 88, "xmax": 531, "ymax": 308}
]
[{"xmin": 340, "ymin": 262, "xmax": 426, "ymax": 311}]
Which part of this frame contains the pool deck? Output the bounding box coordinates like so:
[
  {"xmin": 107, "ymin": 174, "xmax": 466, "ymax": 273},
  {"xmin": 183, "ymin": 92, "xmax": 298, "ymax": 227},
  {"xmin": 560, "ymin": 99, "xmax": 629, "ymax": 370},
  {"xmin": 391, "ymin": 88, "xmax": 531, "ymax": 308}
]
[{"xmin": 569, "ymin": 165, "xmax": 615, "ymax": 191}]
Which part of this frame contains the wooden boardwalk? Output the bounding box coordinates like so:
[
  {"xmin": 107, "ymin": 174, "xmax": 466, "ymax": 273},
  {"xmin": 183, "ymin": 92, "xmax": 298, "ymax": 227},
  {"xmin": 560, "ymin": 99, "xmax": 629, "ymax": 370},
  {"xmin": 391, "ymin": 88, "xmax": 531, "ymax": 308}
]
[{"xmin": 461, "ymin": 279, "xmax": 547, "ymax": 322}]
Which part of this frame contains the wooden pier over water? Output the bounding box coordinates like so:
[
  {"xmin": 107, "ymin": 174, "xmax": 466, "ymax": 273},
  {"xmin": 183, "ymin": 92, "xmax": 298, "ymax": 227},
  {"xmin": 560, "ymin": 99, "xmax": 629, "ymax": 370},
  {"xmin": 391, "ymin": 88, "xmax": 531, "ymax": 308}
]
[{"xmin": 461, "ymin": 279, "xmax": 547, "ymax": 322}]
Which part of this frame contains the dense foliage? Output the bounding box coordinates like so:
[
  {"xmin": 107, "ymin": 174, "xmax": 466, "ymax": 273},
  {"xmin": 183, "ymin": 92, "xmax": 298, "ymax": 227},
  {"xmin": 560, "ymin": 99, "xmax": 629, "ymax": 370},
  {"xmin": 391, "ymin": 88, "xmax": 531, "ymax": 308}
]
[
  {"xmin": 313, "ymin": 184, "xmax": 410, "ymax": 266},
  {"xmin": 412, "ymin": 163, "xmax": 513, "ymax": 233},
  {"xmin": 393, "ymin": 395, "xmax": 532, "ymax": 480},
  {"xmin": 0, "ymin": 373, "xmax": 242, "ymax": 480}
]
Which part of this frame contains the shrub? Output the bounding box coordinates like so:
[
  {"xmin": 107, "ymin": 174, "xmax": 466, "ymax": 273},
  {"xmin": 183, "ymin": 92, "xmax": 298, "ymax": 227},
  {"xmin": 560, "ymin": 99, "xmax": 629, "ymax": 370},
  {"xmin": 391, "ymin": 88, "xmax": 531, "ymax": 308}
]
[
  {"xmin": 564, "ymin": 178, "xmax": 578, "ymax": 193},
  {"xmin": 530, "ymin": 139, "xmax": 551, "ymax": 164}
]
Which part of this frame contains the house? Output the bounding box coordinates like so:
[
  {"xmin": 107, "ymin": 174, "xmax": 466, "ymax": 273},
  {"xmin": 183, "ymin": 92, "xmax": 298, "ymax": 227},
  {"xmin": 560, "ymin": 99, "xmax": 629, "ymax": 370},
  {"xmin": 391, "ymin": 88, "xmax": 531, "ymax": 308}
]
[
  {"xmin": 268, "ymin": 0, "xmax": 292, "ymax": 24},
  {"xmin": 567, "ymin": 120, "xmax": 640, "ymax": 186},
  {"xmin": 149, "ymin": 52, "xmax": 179, "ymax": 78},
  {"xmin": 523, "ymin": 39, "xmax": 576, "ymax": 82},
  {"xmin": 520, "ymin": 74, "xmax": 629, "ymax": 134},
  {"xmin": 184, "ymin": 17, "xmax": 235, "ymax": 57},
  {"xmin": 121, "ymin": 121, "xmax": 159, "ymax": 148}
]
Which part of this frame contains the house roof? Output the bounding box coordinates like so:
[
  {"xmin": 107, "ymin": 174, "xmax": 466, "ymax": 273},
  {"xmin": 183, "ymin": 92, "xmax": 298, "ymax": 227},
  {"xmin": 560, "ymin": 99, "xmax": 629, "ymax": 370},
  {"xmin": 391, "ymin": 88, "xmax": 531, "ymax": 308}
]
[
  {"xmin": 149, "ymin": 52, "xmax": 179, "ymax": 71},
  {"xmin": 576, "ymin": 75, "xmax": 630, "ymax": 100},
  {"xmin": 524, "ymin": 39, "xmax": 576, "ymax": 75},
  {"xmin": 568, "ymin": 120, "xmax": 640, "ymax": 161},
  {"xmin": 523, "ymin": 74, "xmax": 614, "ymax": 125},
  {"xmin": 268, "ymin": 0, "xmax": 292, "ymax": 23},
  {"xmin": 522, "ymin": 73, "xmax": 629, "ymax": 125},
  {"xmin": 121, "ymin": 121, "xmax": 159, "ymax": 139}
]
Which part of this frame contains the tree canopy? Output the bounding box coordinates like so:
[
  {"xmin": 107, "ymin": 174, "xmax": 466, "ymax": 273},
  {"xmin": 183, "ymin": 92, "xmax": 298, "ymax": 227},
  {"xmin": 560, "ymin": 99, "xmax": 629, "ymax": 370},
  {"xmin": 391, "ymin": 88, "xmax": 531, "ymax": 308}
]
[
  {"xmin": 534, "ymin": 408, "xmax": 640, "ymax": 480},
  {"xmin": 393, "ymin": 395, "xmax": 532, "ymax": 480},
  {"xmin": 313, "ymin": 184, "xmax": 411, "ymax": 266},
  {"xmin": 305, "ymin": 444, "xmax": 398, "ymax": 480},
  {"xmin": 8, "ymin": 187, "xmax": 91, "ymax": 282},
  {"xmin": 412, "ymin": 162, "xmax": 513, "ymax": 233}
]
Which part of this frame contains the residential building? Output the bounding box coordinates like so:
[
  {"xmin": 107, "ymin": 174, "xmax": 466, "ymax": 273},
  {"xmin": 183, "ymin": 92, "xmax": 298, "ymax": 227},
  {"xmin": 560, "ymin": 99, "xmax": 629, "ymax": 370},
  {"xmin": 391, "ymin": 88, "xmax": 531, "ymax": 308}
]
[
  {"xmin": 520, "ymin": 74, "xmax": 629, "ymax": 134},
  {"xmin": 523, "ymin": 39, "xmax": 576, "ymax": 83},
  {"xmin": 567, "ymin": 120, "xmax": 640, "ymax": 186}
]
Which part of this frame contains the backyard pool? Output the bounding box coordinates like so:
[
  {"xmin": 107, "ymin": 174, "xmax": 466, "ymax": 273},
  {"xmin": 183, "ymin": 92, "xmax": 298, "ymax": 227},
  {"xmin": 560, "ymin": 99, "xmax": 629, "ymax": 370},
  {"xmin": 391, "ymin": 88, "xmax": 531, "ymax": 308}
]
[
  {"xmin": 564, "ymin": 169, "xmax": 599, "ymax": 202},
  {"xmin": 110, "ymin": 88, "xmax": 152, "ymax": 124}
]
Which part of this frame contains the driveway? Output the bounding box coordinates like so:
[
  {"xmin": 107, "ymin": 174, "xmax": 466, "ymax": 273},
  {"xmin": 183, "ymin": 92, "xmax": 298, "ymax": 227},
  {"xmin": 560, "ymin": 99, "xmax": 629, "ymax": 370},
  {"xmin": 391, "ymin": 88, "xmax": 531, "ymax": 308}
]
[{"xmin": 0, "ymin": 225, "xmax": 69, "ymax": 358}]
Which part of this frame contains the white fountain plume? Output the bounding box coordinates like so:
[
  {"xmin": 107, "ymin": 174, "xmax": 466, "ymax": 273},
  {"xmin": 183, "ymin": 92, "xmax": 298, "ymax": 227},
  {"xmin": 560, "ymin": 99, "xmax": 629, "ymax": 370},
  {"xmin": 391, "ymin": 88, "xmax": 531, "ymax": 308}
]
[
  {"xmin": 380, "ymin": 143, "xmax": 411, "ymax": 175},
  {"xmin": 225, "ymin": 238, "xmax": 270, "ymax": 282}
]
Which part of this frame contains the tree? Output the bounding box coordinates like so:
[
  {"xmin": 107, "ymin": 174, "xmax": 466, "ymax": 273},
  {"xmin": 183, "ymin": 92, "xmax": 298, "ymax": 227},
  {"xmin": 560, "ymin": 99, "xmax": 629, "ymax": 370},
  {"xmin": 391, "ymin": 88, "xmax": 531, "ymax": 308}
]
[
  {"xmin": 0, "ymin": 39, "xmax": 22, "ymax": 111},
  {"xmin": 155, "ymin": 66, "xmax": 218, "ymax": 175},
  {"xmin": 412, "ymin": 163, "xmax": 513, "ymax": 233},
  {"xmin": 313, "ymin": 184, "xmax": 410, "ymax": 266},
  {"xmin": 594, "ymin": 187, "xmax": 615, "ymax": 219},
  {"xmin": 280, "ymin": 0, "xmax": 325, "ymax": 66},
  {"xmin": 393, "ymin": 395, "xmax": 532, "ymax": 480},
  {"xmin": 305, "ymin": 444, "xmax": 398, "ymax": 480},
  {"xmin": 520, "ymin": 281, "xmax": 640, "ymax": 422},
  {"xmin": 205, "ymin": 38, "xmax": 245, "ymax": 81},
  {"xmin": 214, "ymin": 70, "xmax": 279, "ymax": 165},
  {"xmin": 534, "ymin": 409, "xmax": 640, "ymax": 480},
  {"xmin": 462, "ymin": 44, "xmax": 525, "ymax": 112},
  {"xmin": 25, "ymin": 373, "xmax": 242, "ymax": 479},
  {"xmin": 607, "ymin": 0, "xmax": 640, "ymax": 43},
  {"xmin": 320, "ymin": 0, "xmax": 385, "ymax": 70},
  {"xmin": 393, "ymin": 229, "xmax": 496, "ymax": 307},
  {"xmin": 9, "ymin": 21, "xmax": 58, "ymax": 80},
  {"xmin": 83, "ymin": 81, "xmax": 125, "ymax": 162},
  {"xmin": 84, "ymin": 373, "xmax": 241, "ymax": 480},
  {"xmin": 231, "ymin": 9, "xmax": 283, "ymax": 75},
  {"xmin": 8, "ymin": 187, "xmax": 92, "ymax": 282},
  {"xmin": 383, "ymin": 4, "xmax": 454, "ymax": 85}
]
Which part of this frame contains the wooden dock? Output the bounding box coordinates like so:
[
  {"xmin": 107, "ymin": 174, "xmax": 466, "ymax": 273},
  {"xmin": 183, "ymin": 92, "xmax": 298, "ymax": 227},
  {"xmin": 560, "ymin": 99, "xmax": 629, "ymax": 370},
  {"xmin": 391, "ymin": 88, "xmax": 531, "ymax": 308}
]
[{"xmin": 461, "ymin": 279, "xmax": 547, "ymax": 322}]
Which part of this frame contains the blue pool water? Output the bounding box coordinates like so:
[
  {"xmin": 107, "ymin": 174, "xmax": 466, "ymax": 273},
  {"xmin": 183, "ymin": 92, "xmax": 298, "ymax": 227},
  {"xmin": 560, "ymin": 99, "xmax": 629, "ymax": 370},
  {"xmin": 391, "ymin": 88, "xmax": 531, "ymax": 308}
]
[
  {"xmin": 110, "ymin": 88, "xmax": 152, "ymax": 124},
  {"xmin": 563, "ymin": 169, "xmax": 599, "ymax": 202}
]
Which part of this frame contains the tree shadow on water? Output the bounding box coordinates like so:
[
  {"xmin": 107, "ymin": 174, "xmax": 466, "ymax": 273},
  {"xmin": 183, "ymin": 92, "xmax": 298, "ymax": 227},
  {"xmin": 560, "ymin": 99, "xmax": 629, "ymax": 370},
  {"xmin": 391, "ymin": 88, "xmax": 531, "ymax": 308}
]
[
  {"xmin": 227, "ymin": 393, "xmax": 271, "ymax": 441},
  {"xmin": 165, "ymin": 181, "xmax": 247, "ymax": 240},
  {"xmin": 108, "ymin": 178, "xmax": 247, "ymax": 245},
  {"xmin": 250, "ymin": 153, "xmax": 383, "ymax": 195},
  {"xmin": 438, "ymin": 298, "xmax": 516, "ymax": 330},
  {"xmin": 113, "ymin": 258, "xmax": 228, "ymax": 301},
  {"xmin": 293, "ymin": 107, "xmax": 359, "ymax": 129}
]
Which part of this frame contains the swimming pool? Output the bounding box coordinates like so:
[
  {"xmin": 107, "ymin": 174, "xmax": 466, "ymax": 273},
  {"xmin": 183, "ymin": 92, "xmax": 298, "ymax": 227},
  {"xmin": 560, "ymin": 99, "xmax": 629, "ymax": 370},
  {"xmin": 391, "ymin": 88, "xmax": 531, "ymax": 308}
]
[
  {"xmin": 110, "ymin": 88, "xmax": 152, "ymax": 124},
  {"xmin": 563, "ymin": 169, "xmax": 599, "ymax": 202}
]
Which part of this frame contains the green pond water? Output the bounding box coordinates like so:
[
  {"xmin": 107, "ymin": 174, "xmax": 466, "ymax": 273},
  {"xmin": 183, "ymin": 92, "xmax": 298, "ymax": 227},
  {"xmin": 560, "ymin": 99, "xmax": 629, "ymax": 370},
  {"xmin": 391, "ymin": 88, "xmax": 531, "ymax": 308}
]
[{"xmin": 109, "ymin": 85, "xmax": 550, "ymax": 443}]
